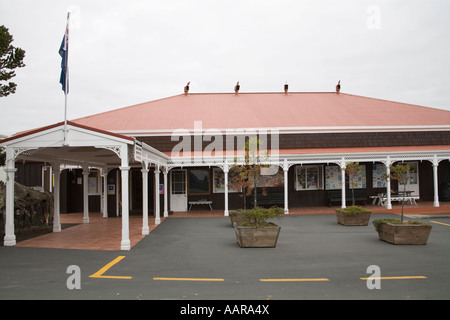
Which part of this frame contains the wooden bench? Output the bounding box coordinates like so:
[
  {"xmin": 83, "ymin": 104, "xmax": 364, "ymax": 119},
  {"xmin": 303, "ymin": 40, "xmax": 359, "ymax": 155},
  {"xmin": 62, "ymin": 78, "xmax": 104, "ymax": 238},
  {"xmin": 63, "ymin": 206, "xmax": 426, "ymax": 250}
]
[
  {"xmin": 389, "ymin": 196, "xmax": 418, "ymax": 206},
  {"xmin": 253, "ymin": 192, "xmax": 284, "ymax": 207},
  {"xmin": 371, "ymin": 193, "xmax": 418, "ymax": 206},
  {"xmin": 327, "ymin": 189, "xmax": 366, "ymax": 207},
  {"xmin": 188, "ymin": 200, "xmax": 213, "ymax": 211}
]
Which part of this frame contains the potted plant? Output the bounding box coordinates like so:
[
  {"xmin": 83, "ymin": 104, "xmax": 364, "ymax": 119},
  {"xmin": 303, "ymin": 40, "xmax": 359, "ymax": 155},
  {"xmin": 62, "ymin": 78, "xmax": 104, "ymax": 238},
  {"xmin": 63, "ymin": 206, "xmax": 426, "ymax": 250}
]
[
  {"xmin": 233, "ymin": 207, "xmax": 283, "ymax": 248},
  {"xmin": 372, "ymin": 163, "xmax": 432, "ymax": 244},
  {"xmin": 336, "ymin": 206, "xmax": 371, "ymax": 226},
  {"xmin": 335, "ymin": 163, "xmax": 371, "ymax": 226},
  {"xmin": 229, "ymin": 209, "xmax": 255, "ymax": 226},
  {"xmin": 372, "ymin": 218, "xmax": 432, "ymax": 245}
]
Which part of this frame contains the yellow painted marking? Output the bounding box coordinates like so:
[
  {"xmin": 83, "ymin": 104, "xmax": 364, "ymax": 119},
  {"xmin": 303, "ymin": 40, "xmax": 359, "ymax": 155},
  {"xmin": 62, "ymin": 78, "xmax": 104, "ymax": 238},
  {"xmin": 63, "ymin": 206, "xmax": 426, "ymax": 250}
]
[
  {"xmin": 153, "ymin": 277, "xmax": 224, "ymax": 282},
  {"xmin": 431, "ymin": 220, "xmax": 450, "ymax": 227},
  {"xmin": 90, "ymin": 256, "xmax": 132, "ymax": 279},
  {"xmin": 259, "ymin": 278, "xmax": 329, "ymax": 282},
  {"xmin": 360, "ymin": 276, "xmax": 427, "ymax": 280}
]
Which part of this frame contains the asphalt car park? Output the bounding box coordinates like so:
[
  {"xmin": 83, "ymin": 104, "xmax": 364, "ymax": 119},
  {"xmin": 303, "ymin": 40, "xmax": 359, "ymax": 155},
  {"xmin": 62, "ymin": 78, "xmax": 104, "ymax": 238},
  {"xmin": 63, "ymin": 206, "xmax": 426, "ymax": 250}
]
[{"xmin": 1, "ymin": 213, "xmax": 450, "ymax": 302}]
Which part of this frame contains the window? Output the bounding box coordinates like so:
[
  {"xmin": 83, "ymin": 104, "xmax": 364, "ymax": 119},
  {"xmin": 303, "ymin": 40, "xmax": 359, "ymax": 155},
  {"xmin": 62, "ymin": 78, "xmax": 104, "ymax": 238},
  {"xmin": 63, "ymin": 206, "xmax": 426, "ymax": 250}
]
[
  {"xmin": 295, "ymin": 165, "xmax": 324, "ymax": 190},
  {"xmin": 212, "ymin": 168, "xmax": 241, "ymax": 193},
  {"xmin": 171, "ymin": 170, "xmax": 186, "ymax": 195},
  {"xmin": 88, "ymin": 171, "xmax": 101, "ymax": 194},
  {"xmin": 188, "ymin": 169, "xmax": 210, "ymax": 195}
]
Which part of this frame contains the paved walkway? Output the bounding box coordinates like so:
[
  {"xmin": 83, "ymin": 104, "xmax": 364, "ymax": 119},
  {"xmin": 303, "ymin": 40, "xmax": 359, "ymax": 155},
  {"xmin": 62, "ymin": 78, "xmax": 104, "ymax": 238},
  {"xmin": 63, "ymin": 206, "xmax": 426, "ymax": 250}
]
[
  {"xmin": 11, "ymin": 202, "xmax": 450, "ymax": 251},
  {"xmin": 15, "ymin": 213, "xmax": 155, "ymax": 251}
]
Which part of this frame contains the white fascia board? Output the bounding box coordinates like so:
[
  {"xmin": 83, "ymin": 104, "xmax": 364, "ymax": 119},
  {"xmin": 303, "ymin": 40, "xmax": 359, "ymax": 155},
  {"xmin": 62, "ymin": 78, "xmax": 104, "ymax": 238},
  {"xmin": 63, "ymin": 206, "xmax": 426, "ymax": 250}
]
[
  {"xmin": 68, "ymin": 125, "xmax": 134, "ymax": 146},
  {"xmin": 111, "ymin": 125, "xmax": 450, "ymax": 137},
  {"xmin": 0, "ymin": 127, "xmax": 65, "ymax": 148},
  {"xmin": 0, "ymin": 124, "xmax": 134, "ymax": 148}
]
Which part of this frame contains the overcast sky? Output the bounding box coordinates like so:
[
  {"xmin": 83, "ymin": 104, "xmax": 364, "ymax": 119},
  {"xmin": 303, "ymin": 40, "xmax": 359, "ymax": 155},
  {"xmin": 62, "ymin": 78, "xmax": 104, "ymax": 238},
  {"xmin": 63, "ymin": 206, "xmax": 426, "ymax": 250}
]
[{"xmin": 0, "ymin": 0, "xmax": 449, "ymax": 136}]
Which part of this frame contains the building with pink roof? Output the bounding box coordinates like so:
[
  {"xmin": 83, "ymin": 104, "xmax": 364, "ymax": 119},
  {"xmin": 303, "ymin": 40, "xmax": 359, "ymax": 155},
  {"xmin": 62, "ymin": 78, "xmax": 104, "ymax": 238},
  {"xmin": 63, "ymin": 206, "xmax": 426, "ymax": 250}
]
[{"xmin": 2, "ymin": 84, "xmax": 450, "ymax": 250}]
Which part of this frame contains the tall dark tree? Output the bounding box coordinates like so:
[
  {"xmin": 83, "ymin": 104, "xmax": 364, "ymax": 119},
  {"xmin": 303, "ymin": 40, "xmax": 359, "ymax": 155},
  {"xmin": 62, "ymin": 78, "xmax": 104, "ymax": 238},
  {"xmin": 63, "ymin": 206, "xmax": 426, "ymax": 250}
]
[{"xmin": 0, "ymin": 25, "xmax": 26, "ymax": 97}]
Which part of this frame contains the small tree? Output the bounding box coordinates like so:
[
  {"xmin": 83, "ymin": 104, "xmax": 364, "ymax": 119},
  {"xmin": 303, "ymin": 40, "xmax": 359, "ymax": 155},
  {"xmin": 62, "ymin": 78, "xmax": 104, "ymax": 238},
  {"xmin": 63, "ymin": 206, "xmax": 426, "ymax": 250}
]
[
  {"xmin": 345, "ymin": 162, "xmax": 362, "ymax": 206},
  {"xmin": 229, "ymin": 137, "xmax": 282, "ymax": 209},
  {"xmin": 389, "ymin": 163, "xmax": 413, "ymax": 223},
  {"xmin": 243, "ymin": 207, "xmax": 283, "ymax": 227},
  {"xmin": 0, "ymin": 25, "xmax": 26, "ymax": 97},
  {"xmin": 0, "ymin": 134, "xmax": 6, "ymax": 166}
]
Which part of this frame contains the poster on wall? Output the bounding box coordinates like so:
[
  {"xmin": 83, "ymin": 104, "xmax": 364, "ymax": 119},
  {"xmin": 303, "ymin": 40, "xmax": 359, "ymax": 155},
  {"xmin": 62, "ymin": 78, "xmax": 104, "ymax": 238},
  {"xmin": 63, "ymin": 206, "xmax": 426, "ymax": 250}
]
[
  {"xmin": 349, "ymin": 165, "xmax": 366, "ymax": 189},
  {"xmin": 257, "ymin": 167, "xmax": 283, "ymax": 187},
  {"xmin": 326, "ymin": 165, "xmax": 367, "ymax": 189},
  {"xmin": 372, "ymin": 163, "xmax": 386, "ymax": 188},
  {"xmin": 325, "ymin": 166, "xmax": 341, "ymax": 190}
]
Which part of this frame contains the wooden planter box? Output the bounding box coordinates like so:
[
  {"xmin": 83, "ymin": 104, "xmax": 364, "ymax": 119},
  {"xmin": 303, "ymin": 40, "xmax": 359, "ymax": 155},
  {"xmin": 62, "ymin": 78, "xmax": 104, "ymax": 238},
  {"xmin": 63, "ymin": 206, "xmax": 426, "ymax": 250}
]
[
  {"xmin": 336, "ymin": 210, "xmax": 371, "ymax": 226},
  {"xmin": 375, "ymin": 223, "xmax": 432, "ymax": 245},
  {"xmin": 234, "ymin": 223, "xmax": 281, "ymax": 248}
]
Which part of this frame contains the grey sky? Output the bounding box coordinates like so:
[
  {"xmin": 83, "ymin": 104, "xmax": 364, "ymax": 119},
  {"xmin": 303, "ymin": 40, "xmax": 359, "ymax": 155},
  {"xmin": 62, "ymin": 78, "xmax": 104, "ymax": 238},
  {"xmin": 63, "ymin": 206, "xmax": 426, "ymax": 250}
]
[{"xmin": 0, "ymin": 0, "xmax": 449, "ymax": 136}]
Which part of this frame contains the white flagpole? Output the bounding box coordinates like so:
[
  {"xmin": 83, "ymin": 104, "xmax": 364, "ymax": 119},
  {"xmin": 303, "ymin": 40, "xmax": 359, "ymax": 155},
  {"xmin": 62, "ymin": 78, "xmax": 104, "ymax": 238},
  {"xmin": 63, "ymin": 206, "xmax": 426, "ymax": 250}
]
[{"xmin": 63, "ymin": 12, "xmax": 70, "ymax": 145}]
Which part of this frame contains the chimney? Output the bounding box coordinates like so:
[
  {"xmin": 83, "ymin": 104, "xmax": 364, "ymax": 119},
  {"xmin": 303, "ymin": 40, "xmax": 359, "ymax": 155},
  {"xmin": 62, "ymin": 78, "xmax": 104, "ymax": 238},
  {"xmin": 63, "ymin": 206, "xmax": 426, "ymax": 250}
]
[
  {"xmin": 184, "ymin": 81, "xmax": 190, "ymax": 95},
  {"xmin": 284, "ymin": 83, "xmax": 289, "ymax": 95},
  {"xmin": 336, "ymin": 80, "xmax": 341, "ymax": 94},
  {"xmin": 234, "ymin": 81, "xmax": 240, "ymax": 95}
]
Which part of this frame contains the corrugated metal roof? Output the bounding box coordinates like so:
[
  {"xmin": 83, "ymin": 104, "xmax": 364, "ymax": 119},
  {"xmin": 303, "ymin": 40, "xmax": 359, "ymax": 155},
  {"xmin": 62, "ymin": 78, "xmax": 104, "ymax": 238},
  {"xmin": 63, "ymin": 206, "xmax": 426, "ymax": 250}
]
[{"xmin": 72, "ymin": 92, "xmax": 450, "ymax": 133}]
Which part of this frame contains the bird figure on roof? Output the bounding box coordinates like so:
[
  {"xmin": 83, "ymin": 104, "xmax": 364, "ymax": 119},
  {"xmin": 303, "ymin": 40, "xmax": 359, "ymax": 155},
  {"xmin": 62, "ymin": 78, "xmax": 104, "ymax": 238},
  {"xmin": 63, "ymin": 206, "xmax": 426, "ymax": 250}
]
[
  {"xmin": 336, "ymin": 80, "xmax": 341, "ymax": 93},
  {"xmin": 184, "ymin": 81, "xmax": 190, "ymax": 95},
  {"xmin": 234, "ymin": 81, "xmax": 240, "ymax": 94}
]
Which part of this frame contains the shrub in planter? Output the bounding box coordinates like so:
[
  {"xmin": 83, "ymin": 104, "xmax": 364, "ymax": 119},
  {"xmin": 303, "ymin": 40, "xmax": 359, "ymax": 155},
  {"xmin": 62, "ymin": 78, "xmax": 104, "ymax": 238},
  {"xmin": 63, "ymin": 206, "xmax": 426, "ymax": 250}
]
[
  {"xmin": 229, "ymin": 209, "xmax": 255, "ymax": 226},
  {"xmin": 336, "ymin": 206, "xmax": 371, "ymax": 226},
  {"xmin": 233, "ymin": 207, "xmax": 283, "ymax": 248},
  {"xmin": 372, "ymin": 218, "xmax": 432, "ymax": 245}
]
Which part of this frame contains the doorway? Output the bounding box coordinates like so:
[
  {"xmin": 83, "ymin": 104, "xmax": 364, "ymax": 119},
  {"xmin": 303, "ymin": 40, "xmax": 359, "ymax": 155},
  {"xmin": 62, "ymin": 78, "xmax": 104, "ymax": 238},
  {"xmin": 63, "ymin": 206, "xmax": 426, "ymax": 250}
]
[{"xmin": 170, "ymin": 169, "xmax": 187, "ymax": 211}]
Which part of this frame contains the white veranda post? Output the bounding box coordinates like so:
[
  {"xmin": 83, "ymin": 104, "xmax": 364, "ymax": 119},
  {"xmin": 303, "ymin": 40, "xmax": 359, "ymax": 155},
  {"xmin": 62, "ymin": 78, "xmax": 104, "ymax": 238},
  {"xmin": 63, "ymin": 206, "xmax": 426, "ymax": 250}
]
[
  {"xmin": 120, "ymin": 144, "xmax": 131, "ymax": 251},
  {"xmin": 340, "ymin": 159, "xmax": 346, "ymax": 209},
  {"xmin": 224, "ymin": 162, "xmax": 229, "ymax": 217},
  {"xmin": 82, "ymin": 167, "xmax": 90, "ymax": 223},
  {"xmin": 52, "ymin": 162, "xmax": 62, "ymax": 232},
  {"xmin": 283, "ymin": 160, "xmax": 289, "ymax": 214},
  {"xmin": 142, "ymin": 163, "xmax": 150, "ymax": 235},
  {"xmin": 154, "ymin": 166, "xmax": 161, "ymax": 225},
  {"xmin": 433, "ymin": 156, "xmax": 440, "ymax": 207},
  {"xmin": 3, "ymin": 147, "xmax": 17, "ymax": 246},
  {"xmin": 163, "ymin": 167, "xmax": 169, "ymax": 218}
]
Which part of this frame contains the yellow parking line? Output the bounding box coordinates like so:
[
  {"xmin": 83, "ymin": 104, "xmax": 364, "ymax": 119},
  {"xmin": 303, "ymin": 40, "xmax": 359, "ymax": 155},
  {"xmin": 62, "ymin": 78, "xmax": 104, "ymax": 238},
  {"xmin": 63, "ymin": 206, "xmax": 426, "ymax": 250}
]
[
  {"xmin": 153, "ymin": 277, "xmax": 224, "ymax": 281},
  {"xmin": 360, "ymin": 276, "xmax": 427, "ymax": 280},
  {"xmin": 259, "ymin": 278, "xmax": 329, "ymax": 282},
  {"xmin": 431, "ymin": 220, "xmax": 450, "ymax": 227},
  {"xmin": 90, "ymin": 256, "xmax": 132, "ymax": 279}
]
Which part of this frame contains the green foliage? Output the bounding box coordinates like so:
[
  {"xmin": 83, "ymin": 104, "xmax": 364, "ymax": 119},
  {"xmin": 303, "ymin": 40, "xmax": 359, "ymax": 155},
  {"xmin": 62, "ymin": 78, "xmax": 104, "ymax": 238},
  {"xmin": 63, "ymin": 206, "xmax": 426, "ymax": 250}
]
[
  {"xmin": 389, "ymin": 163, "xmax": 413, "ymax": 186},
  {"xmin": 230, "ymin": 207, "xmax": 283, "ymax": 227},
  {"xmin": 372, "ymin": 218, "xmax": 431, "ymax": 232},
  {"xmin": 0, "ymin": 25, "xmax": 26, "ymax": 97},
  {"xmin": 345, "ymin": 162, "xmax": 363, "ymax": 206},
  {"xmin": 336, "ymin": 205, "xmax": 371, "ymax": 216},
  {"xmin": 0, "ymin": 134, "xmax": 6, "ymax": 166},
  {"xmin": 229, "ymin": 137, "xmax": 283, "ymax": 209},
  {"xmin": 388, "ymin": 163, "xmax": 414, "ymax": 222}
]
